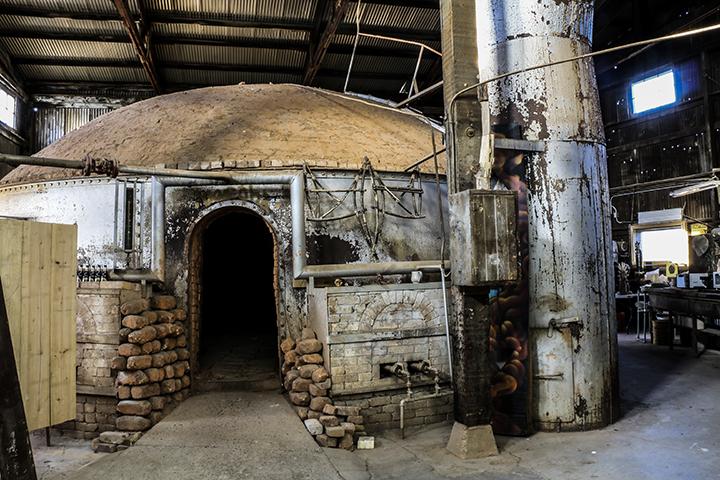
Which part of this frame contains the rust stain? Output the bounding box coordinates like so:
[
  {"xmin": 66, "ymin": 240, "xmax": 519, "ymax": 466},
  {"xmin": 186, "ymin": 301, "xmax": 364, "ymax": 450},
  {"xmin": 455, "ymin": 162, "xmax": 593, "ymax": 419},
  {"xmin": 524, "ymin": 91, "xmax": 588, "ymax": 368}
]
[{"xmin": 537, "ymin": 293, "xmax": 571, "ymax": 312}]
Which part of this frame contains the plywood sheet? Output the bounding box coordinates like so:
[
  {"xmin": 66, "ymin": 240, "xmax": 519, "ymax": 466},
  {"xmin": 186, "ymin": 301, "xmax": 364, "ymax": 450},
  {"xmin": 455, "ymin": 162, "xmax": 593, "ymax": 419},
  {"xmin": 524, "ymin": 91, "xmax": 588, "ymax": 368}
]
[{"xmin": 0, "ymin": 219, "xmax": 77, "ymax": 431}]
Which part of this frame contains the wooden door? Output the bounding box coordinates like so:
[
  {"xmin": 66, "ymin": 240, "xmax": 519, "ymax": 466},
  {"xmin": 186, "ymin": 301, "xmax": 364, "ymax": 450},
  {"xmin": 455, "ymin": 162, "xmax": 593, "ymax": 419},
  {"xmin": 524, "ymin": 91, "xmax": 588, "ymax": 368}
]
[{"xmin": 0, "ymin": 219, "xmax": 77, "ymax": 431}]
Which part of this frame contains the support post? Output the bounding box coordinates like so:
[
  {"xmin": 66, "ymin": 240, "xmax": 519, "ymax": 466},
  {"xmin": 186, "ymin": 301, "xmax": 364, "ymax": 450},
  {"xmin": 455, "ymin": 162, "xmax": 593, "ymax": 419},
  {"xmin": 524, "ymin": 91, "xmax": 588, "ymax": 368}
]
[
  {"xmin": 440, "ymin": 0, "xmax": 498, "ymax": 458},
  {"xmin": 0, "ymin": 276, "xmax": 37, "ymax": 480}
]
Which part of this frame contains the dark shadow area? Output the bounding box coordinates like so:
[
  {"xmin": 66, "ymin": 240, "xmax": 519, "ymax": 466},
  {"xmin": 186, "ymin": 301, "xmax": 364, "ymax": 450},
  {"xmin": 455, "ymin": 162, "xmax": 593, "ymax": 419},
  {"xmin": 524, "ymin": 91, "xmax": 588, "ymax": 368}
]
[{"xmin": 197, "ymin": 210, "xmax": 279, "ymax": 391}]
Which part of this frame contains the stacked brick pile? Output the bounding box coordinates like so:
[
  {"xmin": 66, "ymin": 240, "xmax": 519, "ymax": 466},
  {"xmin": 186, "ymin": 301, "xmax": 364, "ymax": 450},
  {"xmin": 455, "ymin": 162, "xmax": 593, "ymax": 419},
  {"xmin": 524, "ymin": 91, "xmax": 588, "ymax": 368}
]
[
  {"xmin": 281, "ymin": 328, "xmax": 364, "ymax": 449},
  {"xmin": 112, "ymin": 295, "xmax": 191, "ymax": 432}
]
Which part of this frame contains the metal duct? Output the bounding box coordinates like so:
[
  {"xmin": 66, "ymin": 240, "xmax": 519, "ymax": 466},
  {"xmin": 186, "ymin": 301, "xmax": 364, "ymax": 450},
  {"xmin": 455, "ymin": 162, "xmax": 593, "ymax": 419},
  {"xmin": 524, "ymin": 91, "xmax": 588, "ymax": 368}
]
[{"xmin": 475, "ymin": 0, "xmax": 618, "ymax": 430}]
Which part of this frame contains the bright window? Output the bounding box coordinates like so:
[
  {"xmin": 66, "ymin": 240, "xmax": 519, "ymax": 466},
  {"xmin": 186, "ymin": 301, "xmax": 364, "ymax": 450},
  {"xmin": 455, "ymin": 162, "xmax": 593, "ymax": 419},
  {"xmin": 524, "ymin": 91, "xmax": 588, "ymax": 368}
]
[
  {"xmin": 0, "ymin": 88, "xmax": 16, "ymax": 129},
  {"xmin": 639, "ymin": 227, "xmax": 688, "ymax": 265},
  {"xmin": 631, "ymin": 70, "xmax": 677, "ymax": 114}
]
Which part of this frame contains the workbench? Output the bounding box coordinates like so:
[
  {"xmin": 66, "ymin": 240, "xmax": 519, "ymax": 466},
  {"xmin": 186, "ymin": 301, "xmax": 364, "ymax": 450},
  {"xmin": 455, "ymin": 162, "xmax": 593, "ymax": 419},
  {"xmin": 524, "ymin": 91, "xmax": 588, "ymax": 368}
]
[{"xmin": 645, "ymin": 287, "xmax": 720, "ymax": 356}]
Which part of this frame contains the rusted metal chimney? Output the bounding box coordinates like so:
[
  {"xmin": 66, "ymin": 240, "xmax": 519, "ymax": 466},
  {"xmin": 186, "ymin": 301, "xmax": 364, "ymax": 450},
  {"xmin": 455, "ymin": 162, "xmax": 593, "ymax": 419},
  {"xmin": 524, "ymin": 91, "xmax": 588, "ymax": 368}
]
[{"xmin": 475, "ymin": 0, "xmax": 618, "ymax": 430}]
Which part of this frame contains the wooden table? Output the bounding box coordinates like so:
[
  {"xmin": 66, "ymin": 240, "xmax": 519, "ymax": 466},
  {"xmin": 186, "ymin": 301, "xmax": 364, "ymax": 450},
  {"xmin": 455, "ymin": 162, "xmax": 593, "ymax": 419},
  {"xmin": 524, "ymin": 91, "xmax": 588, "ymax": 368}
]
[{"xmin": 646, "ymin": 287, "xmax": 720, "ymax": 356}]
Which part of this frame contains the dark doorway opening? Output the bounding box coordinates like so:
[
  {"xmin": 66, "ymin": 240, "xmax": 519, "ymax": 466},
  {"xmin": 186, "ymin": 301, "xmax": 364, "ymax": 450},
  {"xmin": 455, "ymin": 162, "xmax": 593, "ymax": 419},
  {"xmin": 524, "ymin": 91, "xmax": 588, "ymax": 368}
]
[{"xmin": 196, "ymin": 210, "xmax": 279, "ymax": 391}]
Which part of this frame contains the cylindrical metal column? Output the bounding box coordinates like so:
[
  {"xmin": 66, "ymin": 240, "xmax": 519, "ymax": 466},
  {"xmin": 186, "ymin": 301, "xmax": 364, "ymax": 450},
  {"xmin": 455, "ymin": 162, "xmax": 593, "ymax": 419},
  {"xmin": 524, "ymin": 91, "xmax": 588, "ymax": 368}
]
[{"xmin": 475, "ymin": 0, "xmax": 618, "ymax": 430}]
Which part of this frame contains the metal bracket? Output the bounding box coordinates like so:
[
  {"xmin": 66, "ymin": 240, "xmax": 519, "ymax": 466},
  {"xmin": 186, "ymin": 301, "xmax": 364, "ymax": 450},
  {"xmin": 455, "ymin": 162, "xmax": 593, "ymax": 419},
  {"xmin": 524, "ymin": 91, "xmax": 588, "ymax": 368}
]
[
  {"xmin": 547, "ymin": 317, "xmax": 583, "ymax": 337},
  {"xmin": 534, "ymin": 373, "xmax": 565, "ymax": 381},
  {"xmin": 494, "ymin": 137, "xmax": 546, "ymax": 153}
]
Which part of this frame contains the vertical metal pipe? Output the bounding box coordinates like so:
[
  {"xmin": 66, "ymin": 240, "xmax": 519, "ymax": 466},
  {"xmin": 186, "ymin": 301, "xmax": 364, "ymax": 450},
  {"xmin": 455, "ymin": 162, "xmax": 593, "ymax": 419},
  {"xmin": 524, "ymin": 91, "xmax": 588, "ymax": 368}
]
[
  {"xmin": 150, "ymin": 178, "xmax": 165, "ymax": 283},
  {"xmin": 291, "ymin": 174, "xmax": 307, "ymax": 280},
  {"xmin": 475, "ymin": 0, "xmax": 617, "ymax": 430}
]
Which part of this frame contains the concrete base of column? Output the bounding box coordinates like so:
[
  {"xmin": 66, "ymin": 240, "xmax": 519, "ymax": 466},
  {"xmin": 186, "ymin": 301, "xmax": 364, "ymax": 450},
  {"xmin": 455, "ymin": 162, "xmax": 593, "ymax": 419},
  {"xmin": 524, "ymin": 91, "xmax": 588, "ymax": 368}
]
[{"xmin": 446, "ymin": 421, "xmax": 498, "ymax": 459}]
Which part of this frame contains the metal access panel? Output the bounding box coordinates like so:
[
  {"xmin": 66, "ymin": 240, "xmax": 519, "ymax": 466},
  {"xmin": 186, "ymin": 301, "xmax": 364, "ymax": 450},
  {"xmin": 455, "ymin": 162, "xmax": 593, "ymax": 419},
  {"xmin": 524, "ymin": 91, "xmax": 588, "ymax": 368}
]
[{"xmin": 449, "ymin": 190, "xmax": 518, "ymax": 286}]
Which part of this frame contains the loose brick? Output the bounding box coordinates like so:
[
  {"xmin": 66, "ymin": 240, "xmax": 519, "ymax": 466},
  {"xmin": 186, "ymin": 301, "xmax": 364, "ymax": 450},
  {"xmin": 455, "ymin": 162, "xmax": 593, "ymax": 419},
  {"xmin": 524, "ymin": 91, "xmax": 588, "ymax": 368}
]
[
  {"xmin": 299, "ymin": 364, "xmax": 320, "ymax": 379},
  {"xmin": 309, "ymin": 396, "xmax": 332, "ymax": 412},
  {"xmin": 144, "ymin": 367, "xmax": 165, "ymax": 382},
  {"xmin": 126, "ymin": 355, "xmax": 153, "ymax": 370},
  {"xmin": 117, "ymin": 386, "xmax": 131, "ymax": 399},
  {"xmin": 311, "ymin": 367, "xmax": 329, "ymax": 383},
  {"xmin": 111, "ymin": 356, "xmax": 127, "ymax": 370},
  {"xmin": 116, "ymin": 415, "xmax": 151, "ymax": 431},
  {"xmin": 142, "ymin": 340, "xmax": 162, "ymax": 354},
  {"xmin": 130, "ymin": 383, "xmax": 160, "ymax": 399},
  {"xmin": 156, "ymin": 311, "xmax": 175, "ymax": 323},
  {"xmin": 117, "ymin": 370, "xmax": 149, "ymax": 386},
  {"xmin": 296, "ymin": 339, "xmax": 322, "ymax": 355},
  {"xmin": 151, "ymin": 295, "xmax": 177, "ymax": 310},
  {"xmin": 150, "ymin": 396, "xmax": 167, "ymax": 411},
  {"xmin": 120, "ymin": 299, "xmax": 150, "ymax": 316},
  {"xmin": 128, "ymin": 326, "xmax": 157, "ymax": 344},
  {"xmin": 117, "ymin": 400, "xmax": 152, "ymax": 416},
  {"xmin": 280, "ymin": 338, "xmax": 295, "ymax": 353},
  {"xmin": 325, "ymin": 425, "xmax": 345, "ymax": 438},
  {"xmin": 118, "ymin": 343, "xmax": 142, "ymax": 357},
  {"xmin": 289, "ymin": 392, "xmax": 310, "ymax": 406},
  {"xmin": 301, "ymin": 354, "xmax": 323, "ymax": 365},
  {"xmin": 161, "ymin": 379, "xmax": 177, "ymax": 394},
  {"xmin": 122, "ymin": 315, "xmax": 150, "ymax": 329}
]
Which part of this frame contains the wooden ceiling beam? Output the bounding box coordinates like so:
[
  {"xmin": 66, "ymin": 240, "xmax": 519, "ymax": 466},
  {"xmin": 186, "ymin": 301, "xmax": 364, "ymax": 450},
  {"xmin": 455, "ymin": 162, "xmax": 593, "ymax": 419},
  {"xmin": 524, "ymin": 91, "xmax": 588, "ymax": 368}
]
[
  {"xmin": 112, "ymin": 0, "xmax": 161, "ymax": 93},
  {"xmin": 304, "ymin": 0, "xmax": 350, "ymax": 86}
]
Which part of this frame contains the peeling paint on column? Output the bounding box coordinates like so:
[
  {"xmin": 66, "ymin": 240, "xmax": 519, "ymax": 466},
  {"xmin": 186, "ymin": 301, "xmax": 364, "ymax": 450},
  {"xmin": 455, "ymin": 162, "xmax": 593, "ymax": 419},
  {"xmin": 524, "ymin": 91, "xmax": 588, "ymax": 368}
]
[{"xmin": 477, "ymin": 0, "xmax": 618, "ymax": 431}]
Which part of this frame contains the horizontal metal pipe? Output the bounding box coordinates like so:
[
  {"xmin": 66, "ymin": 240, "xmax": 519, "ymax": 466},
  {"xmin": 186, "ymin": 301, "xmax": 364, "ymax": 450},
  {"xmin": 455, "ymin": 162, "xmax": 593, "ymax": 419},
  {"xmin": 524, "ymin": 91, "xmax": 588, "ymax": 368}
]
[
  {"xmin": 299, "ymin": 260, "xmax": 450, "ymax": 279},
  {"xmin": 1, "ymin": 153, "xmax": 449, "ymax": 282},
  {"xmin": 394, "ymin": 80, "xmax": 443, "ymax": 109}
]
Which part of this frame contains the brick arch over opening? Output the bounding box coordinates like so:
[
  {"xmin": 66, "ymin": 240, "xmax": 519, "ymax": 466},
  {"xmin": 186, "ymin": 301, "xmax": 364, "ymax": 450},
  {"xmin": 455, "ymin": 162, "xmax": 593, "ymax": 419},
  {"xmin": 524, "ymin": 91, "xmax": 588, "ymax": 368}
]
[
  {"xmin": 185, "ymin": 201, "xmax": 283, "ymax": 379},
  {"xmin": 359, "ymin": 291, "xmax": 437, "ymax": 331}
]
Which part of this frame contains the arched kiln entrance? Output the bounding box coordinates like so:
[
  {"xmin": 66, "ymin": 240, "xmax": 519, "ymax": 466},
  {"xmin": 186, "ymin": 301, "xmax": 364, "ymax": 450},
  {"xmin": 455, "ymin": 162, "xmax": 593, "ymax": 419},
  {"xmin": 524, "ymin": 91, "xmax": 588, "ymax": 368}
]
[{"xmin": 189, "ymin": 207, "xmax": 280, "ymax": 391}]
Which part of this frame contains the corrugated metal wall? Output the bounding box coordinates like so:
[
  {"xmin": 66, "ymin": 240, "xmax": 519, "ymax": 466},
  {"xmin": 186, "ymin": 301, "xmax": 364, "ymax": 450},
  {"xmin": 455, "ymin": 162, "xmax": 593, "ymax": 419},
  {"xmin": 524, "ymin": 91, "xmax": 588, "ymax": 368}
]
[
  {"xmin": 32, "ymin": 106, "xmax": 113, "ymax": 152},
  {"xmin": 601, "ymin": 49, "xmax": 720, "ymax": 242}
]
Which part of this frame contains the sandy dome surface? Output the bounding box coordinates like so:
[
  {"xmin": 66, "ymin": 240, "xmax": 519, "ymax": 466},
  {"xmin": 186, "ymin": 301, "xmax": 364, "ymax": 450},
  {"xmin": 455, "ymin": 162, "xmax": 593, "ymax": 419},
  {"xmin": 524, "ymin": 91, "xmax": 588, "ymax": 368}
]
[{"xmin": 2, "ymin": 84, "xmax": 445, "ymax": 185}]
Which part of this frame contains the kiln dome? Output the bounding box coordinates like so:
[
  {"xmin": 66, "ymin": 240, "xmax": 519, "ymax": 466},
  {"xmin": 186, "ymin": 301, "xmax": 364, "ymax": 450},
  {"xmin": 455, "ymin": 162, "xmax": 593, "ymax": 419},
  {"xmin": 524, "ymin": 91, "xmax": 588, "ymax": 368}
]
[{"xmin": 2, "ymin": 84, "xmax": 443, "ymax": 185}]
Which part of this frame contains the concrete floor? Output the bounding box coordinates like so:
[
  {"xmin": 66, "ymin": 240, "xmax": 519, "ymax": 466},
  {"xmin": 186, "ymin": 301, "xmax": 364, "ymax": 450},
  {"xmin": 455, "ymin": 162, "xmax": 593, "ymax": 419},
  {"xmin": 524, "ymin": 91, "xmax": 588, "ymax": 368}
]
[
  {"xmin": 30, "ymin": 431, "xmax": 108, "ymax": 480},
  {"xmin": 33, "ymin": 334, "xmax": 720, "ymax": 479}
]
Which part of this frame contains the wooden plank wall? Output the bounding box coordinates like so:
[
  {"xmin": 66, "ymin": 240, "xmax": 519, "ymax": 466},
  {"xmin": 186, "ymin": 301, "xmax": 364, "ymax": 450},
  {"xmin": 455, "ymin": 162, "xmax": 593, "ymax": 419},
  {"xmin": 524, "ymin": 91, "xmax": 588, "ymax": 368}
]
[{"xmin": 0, "ymin": 219, "xmax": 77, "ymax": 431}]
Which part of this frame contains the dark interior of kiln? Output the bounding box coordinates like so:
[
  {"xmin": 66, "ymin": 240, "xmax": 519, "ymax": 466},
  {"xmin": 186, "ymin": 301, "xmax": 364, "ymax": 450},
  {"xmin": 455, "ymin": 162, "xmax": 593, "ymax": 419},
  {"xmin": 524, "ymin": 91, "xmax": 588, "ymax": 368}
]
[{"xmin": 197, "ymin": 210, "xmax": 278, "ymax": 390}]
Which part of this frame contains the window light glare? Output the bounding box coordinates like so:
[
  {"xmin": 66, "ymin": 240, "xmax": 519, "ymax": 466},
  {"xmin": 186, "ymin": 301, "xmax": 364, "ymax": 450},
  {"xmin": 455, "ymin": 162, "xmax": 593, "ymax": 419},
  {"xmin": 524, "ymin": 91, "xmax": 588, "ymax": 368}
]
[
  {"xmin": 0, "ymin": 89, "xmax": 16, "ymax": 129},
  {"xmin": 631, "ymin": 70, "xmax": 677, "ymax": 114},
  {"xmin": 639, "ymin": 227, "xmax": 689, "ymax": 265}
]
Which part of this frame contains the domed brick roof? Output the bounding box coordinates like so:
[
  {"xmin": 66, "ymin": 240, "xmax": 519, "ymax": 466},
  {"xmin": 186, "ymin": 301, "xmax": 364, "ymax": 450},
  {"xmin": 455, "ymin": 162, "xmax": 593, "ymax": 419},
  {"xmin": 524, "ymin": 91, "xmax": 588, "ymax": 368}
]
[{"xmin": 2, "ymin": 84, "xmax": 445, "ymax": 185}]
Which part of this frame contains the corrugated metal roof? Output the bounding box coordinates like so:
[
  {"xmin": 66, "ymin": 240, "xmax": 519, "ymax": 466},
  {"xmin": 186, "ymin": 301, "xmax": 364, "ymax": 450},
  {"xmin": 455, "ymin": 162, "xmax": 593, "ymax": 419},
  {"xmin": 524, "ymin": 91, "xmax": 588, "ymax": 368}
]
[
  {"xmin": 322, "ymin": 53, "xmax": 432, "ymax": 76},
  {"xmin": 18, "ymin": 64, "xmax": 147, "ymax": 83},
  {"xmin": 333, "ymin": 33, "xmax": 441, "ymax": 53},
  {"xmin": 0, "ymin": 0, "xmax": 444, "ymax": 103},
  {"xmin": 1, "ymin": 37, "xmax": 137, "ymax": 60},
  {"xmin": 343, "ymin": 2, "xmax": 440, "ymax": 31},
  {"xmin": 148, "ymin": 0, "xmax": 317, "ymax": 22},
  {"xmin": 2, "ymin": 0, "xmax": 117, "ymax": 14},
  {"xmin": 161, "ymin": 67, "xmax": 301, "ymax": 85},
  {"xmin": 155, "ymin": 43, "xmax": 305, "ymax": 68},
  {"xmin": 0, "ymin": 14, "xmax": 126, "ymax": 36},
  {"xmin": 153, "ymin": 23, "xmax": 309, "ymax": 42}
]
